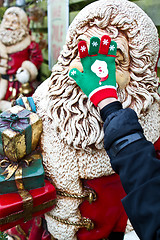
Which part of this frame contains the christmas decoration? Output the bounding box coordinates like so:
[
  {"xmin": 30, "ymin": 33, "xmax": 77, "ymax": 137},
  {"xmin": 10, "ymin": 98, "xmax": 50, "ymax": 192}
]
[
  {"xmin": 0, "ymin": 152, "xmax": 45, "ymax": 194},
  {"xmin": 0, "ymin": 105, "xmax": 42, "ymax": 161},
  {"xmin": 0, "ymin": 180, "xmax": 56, "ymax": 232},
  {"xmin": 69, "ymin": 35, "xmax": 118, "ymax": 106},
  {"xmin": 0, "ymin": 97, "xmax": 56, "ymax": 236},
  {"xmin": 32, "ymin": 0, "xmax": 160, "ymax": 239},
  {"xmin": 6, "ymin": 216, "xmax": 51, "ymax": 240},
  {"xmin": 13, "ymin": 96, "xmax": 37, "ymax": 113},
  {"xmin": 0, "ymin": 7, "xmax": 43, "ymax": 112}
]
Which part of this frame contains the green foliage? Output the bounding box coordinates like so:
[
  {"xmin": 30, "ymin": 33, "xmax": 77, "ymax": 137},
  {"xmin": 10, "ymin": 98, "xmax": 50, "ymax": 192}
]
[
  {"xmin": 0, "ymin": 7, "xmax": 6, "ymax": 21},
  {"xmin": 69, "ymin": 0, "xmax": 97, "ymax": 12}
]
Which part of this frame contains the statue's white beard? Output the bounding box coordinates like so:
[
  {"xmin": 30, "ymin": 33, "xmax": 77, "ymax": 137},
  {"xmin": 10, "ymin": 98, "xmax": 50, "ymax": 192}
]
[
  {"xmin": 47, "ymin": 70, "xmax": 104, "ymax": 152},
  {"xmin": 47, "ymin": 66, "xmax": 159, "ymax": 152},
  {"xmin": 0, "ymin": 28, "xmax": 28, "ymax": 46}
]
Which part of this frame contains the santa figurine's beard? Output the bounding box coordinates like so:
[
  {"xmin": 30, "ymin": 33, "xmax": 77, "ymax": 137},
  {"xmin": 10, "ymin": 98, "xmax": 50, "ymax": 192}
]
[{"xmin": 0, "ymin": 27, "xmax": 28, "ymax": 46}]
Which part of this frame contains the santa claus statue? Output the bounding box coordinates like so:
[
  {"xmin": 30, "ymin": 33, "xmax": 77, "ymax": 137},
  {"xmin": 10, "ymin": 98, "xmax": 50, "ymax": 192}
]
[
  {"xmin": 0, "ymin": 7, "xmax": 43, "ymax": 112},
  {"xmin": 6, "ymin": 0, "xmax": 160, "ymax": 239},
  {"xmin": 31, "ymin": 0, "xmax": 160, "ymax": 239}
]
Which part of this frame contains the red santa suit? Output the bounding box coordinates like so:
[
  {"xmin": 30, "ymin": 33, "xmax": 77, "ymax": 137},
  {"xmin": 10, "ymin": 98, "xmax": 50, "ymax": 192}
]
[{"xmin": 0, "ymin": 35, "xmax": 43, "ymax": 101}]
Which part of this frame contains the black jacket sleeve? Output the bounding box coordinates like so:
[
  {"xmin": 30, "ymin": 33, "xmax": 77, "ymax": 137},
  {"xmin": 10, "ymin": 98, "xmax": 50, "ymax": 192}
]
[{"xmin": 100, "ymin": 101, "xmax": 160, "ymax": 240}]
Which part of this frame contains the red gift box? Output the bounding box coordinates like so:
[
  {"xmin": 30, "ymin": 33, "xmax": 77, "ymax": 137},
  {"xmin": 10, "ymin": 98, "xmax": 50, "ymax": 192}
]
[{"xmin": 0, "ymin": 180, "xmax": 56, "ymax": 231}]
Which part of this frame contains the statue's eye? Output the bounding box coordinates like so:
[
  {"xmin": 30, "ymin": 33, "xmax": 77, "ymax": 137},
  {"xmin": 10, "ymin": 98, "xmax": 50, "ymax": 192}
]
[{"xmin": 12, "ymin": 20, "xmax": 18, "ymax": 24}]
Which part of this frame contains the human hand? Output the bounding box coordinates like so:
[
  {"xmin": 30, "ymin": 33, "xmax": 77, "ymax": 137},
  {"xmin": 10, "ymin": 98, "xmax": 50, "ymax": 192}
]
[
  {"xmin": 16, "ymin": 67, "xmax": 30, "ymax": 84},
  {"xmin": 69, "ymin": 35, "xmax": 117, "ymax": 106}
]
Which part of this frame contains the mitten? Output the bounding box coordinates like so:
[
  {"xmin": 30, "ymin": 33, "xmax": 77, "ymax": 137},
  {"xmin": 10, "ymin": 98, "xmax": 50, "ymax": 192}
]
[{"xmin": 69, "ymin": 35, "xmax": 117, "ymax": 106}]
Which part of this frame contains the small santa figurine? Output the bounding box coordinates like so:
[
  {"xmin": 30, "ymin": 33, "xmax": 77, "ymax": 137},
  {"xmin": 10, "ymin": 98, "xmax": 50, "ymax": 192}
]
[
  {"xmin": 91, "ymin": 60, "xmax": 109, "ymax": 85},
  {"xmin": 0, "ymin": 7, "xmax": 43, "ymax": 112}
]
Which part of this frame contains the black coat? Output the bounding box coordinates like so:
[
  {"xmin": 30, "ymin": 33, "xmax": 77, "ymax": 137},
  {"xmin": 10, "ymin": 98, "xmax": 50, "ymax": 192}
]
[{"xmin": 100, "ymin": 101, "xmax": 160, "ymax": 240}]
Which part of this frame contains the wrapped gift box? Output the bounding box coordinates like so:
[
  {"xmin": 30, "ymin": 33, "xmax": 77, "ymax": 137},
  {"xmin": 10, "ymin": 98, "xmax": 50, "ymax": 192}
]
[
  {"xmin": 0, "ymin": 180, "xmax": 56, "ymax": 231},
  {"xmin": 14, "ymin": 97, "xmax": 37, "ymax": 113},
  {"xmin": 0, "ymin": 105, "xmax": 42, "ymax": 161},
  {"xmin": 0, "ymin": 152, "xmax": 45, "ymax": 194}
]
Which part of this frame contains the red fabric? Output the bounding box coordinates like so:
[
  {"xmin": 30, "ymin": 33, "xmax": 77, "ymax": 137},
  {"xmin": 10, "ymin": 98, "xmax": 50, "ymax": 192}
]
[
  {"xmin": 6, "ymin": 175, "xmax": 127, "ymax": 240},
  {"xmin": 0, "ymin": 180, "xmax": 56, "ymax": 231},
  {"xmin": 4, "ymin": 79, "xmax": 22, "ymax": 101},
  {"xmin": 7, "ymin": 47, "xmax": 30, "ymax": 75},
  {"xmin": 77, "ymin": 174, "xmax": 128, "ymax": 240},
  {"xmin": 7, "ymin": 41, "xmax": 43, "ymax": 75},
  {"xmin": 99, "ymin": 35, "xmax": 111, "ymax": 55},
  {"xmin": 154, "ymin": 137, "xmax": 160, "ymax": 160},
  {"xmin": 78, "ymin": 41, "xmax": 88, "ymax": 58},
  {"xmin": 154, "ymin": 137, "xmax": 160, "ymax": 151},
  {"xmin": 90, "ymin": 87, "xmax": 118, "ymax": 106},
  {"xmin": 28, "ymin": 42, "xmax": 43, "ymax": 69},
  {"xmin": 3, "ymin": 41, "xmax": 43, "ymax": 101},
  {"xmin": 28, "ymin": 217, "xmax": 50, "ymax": 240}
]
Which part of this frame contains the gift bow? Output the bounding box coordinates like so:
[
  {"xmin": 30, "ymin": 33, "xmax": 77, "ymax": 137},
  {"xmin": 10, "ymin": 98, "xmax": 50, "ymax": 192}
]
[
  {"xmin": 0, "ymin": 113, "xmax": 30, "ymax": 133},
  {"xmin": 0, "ymin": 154, "xmax": 40, "ymax": 180}
]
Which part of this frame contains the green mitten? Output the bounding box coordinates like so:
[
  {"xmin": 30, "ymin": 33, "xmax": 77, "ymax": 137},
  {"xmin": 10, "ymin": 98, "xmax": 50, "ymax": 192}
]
[{"xmin": 69, "ymin": 35, "xmax": 117, "ymax": 106}]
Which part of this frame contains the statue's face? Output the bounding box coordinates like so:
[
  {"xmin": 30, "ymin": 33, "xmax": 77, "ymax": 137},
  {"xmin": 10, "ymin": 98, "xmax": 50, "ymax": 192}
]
[
  {"xmin": 2, "ymin": 13, "xmax": 20, "ymax": 31},
  {"xmin": 69, "ymin": 27, "xmax": 130, "ymax": 89}
]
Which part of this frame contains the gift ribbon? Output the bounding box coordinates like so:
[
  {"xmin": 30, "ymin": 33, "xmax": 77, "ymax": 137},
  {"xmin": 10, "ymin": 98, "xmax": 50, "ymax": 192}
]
[
  {"xmin": 0, "ymin": 113, "xmax": 30, "ymax": 133},
  {"xmin": 0, "ymin": 154, "xmax": 40, "ymax": 180},
  {"xmin": 0, "ymin": 157, "xmax": 34, "ymax": 222},
  {"xmin": 0, "ymin": 159, "xmax": 18, "ymax": 180},
  {"xmin": 0, "ymin": 108, "xmax": 32, "ymax": 158},
  {"xmin": 0, "ymin": 153, "xmax": 42, "ymax": 223},
  {"xmin": 0, "ymin": 199, "xmax": 56, "ymax": 226}
]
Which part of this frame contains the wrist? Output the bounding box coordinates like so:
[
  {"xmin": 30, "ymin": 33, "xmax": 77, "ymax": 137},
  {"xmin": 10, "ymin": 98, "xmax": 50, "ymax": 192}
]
[
  {"xmin": 98, "ymin": 98, "xmax": 117, "ymax": 109},
  {"xmin": 100, "ymin": 101, "xmax": 122, "ymax": 122}
]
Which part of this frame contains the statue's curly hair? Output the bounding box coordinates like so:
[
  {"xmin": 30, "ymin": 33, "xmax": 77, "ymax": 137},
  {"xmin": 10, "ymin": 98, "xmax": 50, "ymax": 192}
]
[{"xmin": 47, "ymin": 0, "xmax": 159, "ymax": 151}]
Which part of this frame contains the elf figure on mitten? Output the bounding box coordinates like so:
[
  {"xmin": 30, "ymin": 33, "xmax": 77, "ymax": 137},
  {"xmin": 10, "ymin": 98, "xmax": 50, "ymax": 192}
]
[{"xmin": 69, "ymin": 35, "xmax": 117, "ymax": 106}]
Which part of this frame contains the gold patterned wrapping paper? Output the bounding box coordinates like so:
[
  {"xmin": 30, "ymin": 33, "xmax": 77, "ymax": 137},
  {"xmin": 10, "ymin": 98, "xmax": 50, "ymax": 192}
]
[{"xmin": 0, "ymin": 106, "xmax": 42, "ymax": 161}]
